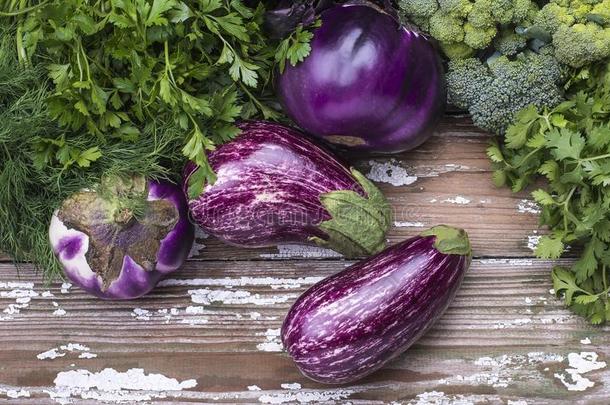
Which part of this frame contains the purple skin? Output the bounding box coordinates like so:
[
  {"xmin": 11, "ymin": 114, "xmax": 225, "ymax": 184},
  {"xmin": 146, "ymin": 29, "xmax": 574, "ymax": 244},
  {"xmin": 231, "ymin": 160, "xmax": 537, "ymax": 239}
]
[
  {"xmin": 185, "ymin": 121, "xmax": 385, "ymax": 252},
  {"xmin": 281, "ymin": 226, "xmax": 471, "ymax": 384},
  {"xmin": 49, "ymin": 180, "xmax": 194, "ymax": 300},
  {"xmin": 277, "ymin": 4, "xmax": 446, "ymax": 153}
]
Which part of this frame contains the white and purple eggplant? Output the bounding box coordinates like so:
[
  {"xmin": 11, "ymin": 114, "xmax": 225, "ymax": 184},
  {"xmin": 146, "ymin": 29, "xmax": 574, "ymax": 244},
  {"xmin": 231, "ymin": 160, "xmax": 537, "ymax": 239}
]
[
  {"xmin": 184, "ymin": 121, "xmax": 391, "ymax": 258},
  {"xmin": 281, "ymin": 225, "xmax": 471, "ymax": 384},
  {"xmin": 49, "ymin": 176, "xmax": 194, "ymax": 300}
]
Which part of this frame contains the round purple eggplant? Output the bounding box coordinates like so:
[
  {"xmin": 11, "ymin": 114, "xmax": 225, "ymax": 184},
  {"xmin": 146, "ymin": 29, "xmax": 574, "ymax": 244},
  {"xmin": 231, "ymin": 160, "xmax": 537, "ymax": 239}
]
[
  {"xmin": 281, "ymin": 225, "xmax": 471, "ymax": 384},
  {"xmin": 276, "ymin": 3, "xmax": 446, "ymax": 153},
  {"xmin": 49, "ymin": 176, "xmax": 194, "ymax": 300},
  {"xmin": 184, "ymin": 121, "xmax": 391, "ymax": 258}
]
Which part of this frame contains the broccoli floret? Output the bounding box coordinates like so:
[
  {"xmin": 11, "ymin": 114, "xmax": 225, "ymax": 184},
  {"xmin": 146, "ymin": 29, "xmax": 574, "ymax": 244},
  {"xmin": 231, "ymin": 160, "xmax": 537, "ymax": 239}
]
[
  {"xmin": 399, "ymin": 0, "xmax": 439, "ymax": 18},
  {"xmin": 440, "ymin": 41, "xmax": 476, "ymax": 59},
  {"xmin": 490, "ymin": 0, "xmax": 533, "ymax": 24},
  {"xmin": 467, "ymin": 0, "xmax": 495, "ymax": 28},
  {"xmin": 532, "ymin": 3, "xmax": 576, "ymax": 35},
  {"xmin": 438, "ymin": 0, "xmax": 473, "ymax": 17},
  {"xmin": 591, "ymin": 0, "xmax": 610, "ymax": 21},
  {"xmin": 447, "ymin": 52, "xmax": 566, "ymax": 134},
  {"xmin": 464, "ymin": 22, "xmax": 497, "ymax": 48},
  {"xmin": 400, "ymin": 0, "xmax": 538, "ymax": 58},
  {"xmin": 429, "ymin": 11, "xmax": 466, "ymax": 43},
  {"xmin": 553, "ymin": 22, "xmax": 610, "ymax": 67},
  {"xmin": 494, "ymin": 28, "xmax": 528, "ymax": 55}
]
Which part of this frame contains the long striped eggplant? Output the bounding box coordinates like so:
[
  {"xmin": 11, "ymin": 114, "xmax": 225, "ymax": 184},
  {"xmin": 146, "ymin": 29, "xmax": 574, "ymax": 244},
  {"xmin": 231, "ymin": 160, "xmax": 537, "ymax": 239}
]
[
  {"xmin": 184, "ymin": 121, "xmax": 391, "ymax": 258},
  {"xmin": 281, "ymin": 225, "xmax": 471, "ymax": 384}
]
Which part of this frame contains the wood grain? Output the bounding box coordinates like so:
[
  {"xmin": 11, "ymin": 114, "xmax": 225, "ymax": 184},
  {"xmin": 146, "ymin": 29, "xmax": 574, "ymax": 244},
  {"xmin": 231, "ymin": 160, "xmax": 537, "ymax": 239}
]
[
  {"xmin": 0, "ymin": 116, "xmax": 544, "ymax": 264},
  {"xmin": 1, "ymin": 117, "xmax": 599, "ymax": 404},
  {"xmin": 0, "ymin": 260, "xmax": 608, "ymax": 404}
]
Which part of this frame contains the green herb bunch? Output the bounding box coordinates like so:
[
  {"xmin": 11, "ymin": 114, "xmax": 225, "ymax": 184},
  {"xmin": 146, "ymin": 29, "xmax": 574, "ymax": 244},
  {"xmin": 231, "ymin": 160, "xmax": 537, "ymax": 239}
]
[
  {"xmin": 7, "ymin": 0, "xmax": 312, "ymax": 198},
  {"xmin": 489, "ymin": 61, "xmax": 610, "ymax": 323},
  {"xmin": 0, "ymin": 26, "xmax": 186, "ymax": 279}
]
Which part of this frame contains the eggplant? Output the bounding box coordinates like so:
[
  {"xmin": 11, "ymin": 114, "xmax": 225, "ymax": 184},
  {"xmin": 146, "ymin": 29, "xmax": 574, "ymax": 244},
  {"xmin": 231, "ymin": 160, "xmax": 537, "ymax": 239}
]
[
  {"xmin": 281, "ymin": 225, "xmax": 471, "ymax": 384},
  {"xmin": 49, "ymin": 176, "xmax": 194, "ymax": 300},
  {"xmin": 276, "ymin": 3, "xmax": 446, "ymax": 153},
  {"xmin": 184, "ymin": 121, "xmax": 391, "ymax": 258}
]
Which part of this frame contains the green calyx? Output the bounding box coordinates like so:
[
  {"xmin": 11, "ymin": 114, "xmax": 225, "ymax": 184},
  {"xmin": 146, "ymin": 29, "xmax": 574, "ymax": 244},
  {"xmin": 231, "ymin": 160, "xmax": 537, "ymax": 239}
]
[
  {"xmin": 421, "ymin": 225, "xmax": 472, "ymax": 257},
  {"xmin": 98, "ymin": 175, "xmax": 149, "ymax": 224},
  {"xmin": 310, "ymin": 168, "xmax": 392, "ymax": 258}
]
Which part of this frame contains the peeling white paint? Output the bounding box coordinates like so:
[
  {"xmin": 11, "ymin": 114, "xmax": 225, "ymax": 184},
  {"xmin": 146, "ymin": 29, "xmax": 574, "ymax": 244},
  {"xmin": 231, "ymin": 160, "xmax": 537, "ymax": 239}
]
[
  {"xmin": 527, "ymin": 234, "xmax": 541, "ymax": 251},
  {"xmin": 258, "ymin": 388, "xmax": 353, "ymax": 404},
  {"xmin": 38, "ymin": 348, "xmax": 65, "ymax": 360},
  {"xmin": 0, "ymin": 388, "xmax": 31, "ymax": 399},
  {"xmin": 517, "ymin": 199, "xmax": 541, "ymax": 215},
  {"xmin": 38, "ymin": 343, "xmax": 97, "ymax": 361},
  {"xmin": 259, "ymin": 244, "xmax": 342, "ymax": 259},
  {"xmin": 248, "ymin": 385, "xmax": 262, "ymax": 391},
  {"xmin": 189, "ymin": 289, "xmax": 292, "ymax": 306},
  {"xmin": 478, "ymin": 258, "xmax": 533, "ymax": 266},
  {"xmin": 442, "ymin": 196, "xmax": 471, "ymax": 205},
  {"xmin": 394, "ymin": 221, "xmax": 425, "ymax": 228},
  {"xmin": 366, "ymin": 160, "xmax": 418, "ymax": 187},
  {"xmin": 555, "ymin": 352, "xmax": 607, "ymax": 391},
  {"xmin": 257, "ymin": 328, "xmax": 283, "ymax": 352},
  {"xmin": 464, "ymin": 352, "xmax": 565, "ymax": 391},
  {"xmin": 280, "ymin": 383, "xmax": 302, "ymax": 390},
  {"xmin": 0, "ymin": 281, "xmax": 39, "ymax": 321},
  {"xmin": 53, "ymin": 308, "xmax": 67, "ymax": 316},
  {"xmin": 132, "ymin": 308, "xmax": 151, "ymax": 321},
  {"xmin": 50, "ymin": 368, "xmax": 197, "ymax": 403},
  {"xmin": 493, "ymin": 318, "xmax": 532, "ymax": 329},
  {"xmin": 160, "ymin": 276, "xmax": 323, "ymax": 290},
  {"xmin": 581, "ymin": 337, "xmax": 592, "ymax": 345},
  {"xmin": 60, "ymin": 283, "xmax": 72, "ymax": 294},
  {"xmin": 407, "ymin": 391, "xmax": 498, "ymax": 405},
  {"xmin": 507, "ymin": 401, "xmax": 528, "ymax": 405}
]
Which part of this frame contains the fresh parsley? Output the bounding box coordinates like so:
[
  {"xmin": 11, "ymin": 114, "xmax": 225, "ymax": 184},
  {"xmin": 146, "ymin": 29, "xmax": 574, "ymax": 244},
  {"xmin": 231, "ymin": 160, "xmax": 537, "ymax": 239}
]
[{"xmin": 490, "ymin": 61, "xmax": 610, "ymax": 323}]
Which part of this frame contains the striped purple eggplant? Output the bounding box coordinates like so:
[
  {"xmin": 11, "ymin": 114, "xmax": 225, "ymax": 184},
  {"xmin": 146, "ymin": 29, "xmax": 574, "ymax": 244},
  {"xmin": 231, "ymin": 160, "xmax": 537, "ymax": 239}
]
[
  {"xmin": 49, "ymin": 176, "xmax": 194, "ymax": 300},
  {"xmin": 184, "ymin": 121, "xmax": 391, "ymax": 258},
  {"xmin": 281, "ymin": 225, "xmax": 471, "ymax": 384}
]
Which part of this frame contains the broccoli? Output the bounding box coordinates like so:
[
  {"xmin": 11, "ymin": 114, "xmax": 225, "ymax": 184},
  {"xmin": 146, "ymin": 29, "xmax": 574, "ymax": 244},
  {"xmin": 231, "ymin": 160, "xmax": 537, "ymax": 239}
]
[
  {"xmin": 398, "ymin": 0, "xmax": 439, "ymax": 18},
  {"xmin": 522, "ymin": 0, "xmax": 610, "ymax": 68},
  {"xmin": 553, "ymin": 22, "xmax": 610, "ymax": 67},
  {"xmin": 446, "ymin": 51, "xmax": 566, "ymax": 134},
  {"xmin": 494, "ymin": 28, "xmax": 528, "ymax": 55},
  {"xmin": 399, "ymin": 0, "xmax": 537, "ymax": 59}
]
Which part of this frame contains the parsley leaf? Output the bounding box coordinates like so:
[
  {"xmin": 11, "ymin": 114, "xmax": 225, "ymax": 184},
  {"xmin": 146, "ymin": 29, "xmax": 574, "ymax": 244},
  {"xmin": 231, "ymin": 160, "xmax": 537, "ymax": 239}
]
[{"xmin": 491, "ymin": 62, "xmax": 610, "ymax": 323}]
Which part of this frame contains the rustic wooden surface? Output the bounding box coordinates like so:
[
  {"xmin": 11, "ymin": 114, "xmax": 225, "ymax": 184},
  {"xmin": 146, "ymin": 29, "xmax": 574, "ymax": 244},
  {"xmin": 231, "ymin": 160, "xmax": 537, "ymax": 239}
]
[{"xmin": 1, "ymin": 116, "xmax": 608, "ymax": 404}]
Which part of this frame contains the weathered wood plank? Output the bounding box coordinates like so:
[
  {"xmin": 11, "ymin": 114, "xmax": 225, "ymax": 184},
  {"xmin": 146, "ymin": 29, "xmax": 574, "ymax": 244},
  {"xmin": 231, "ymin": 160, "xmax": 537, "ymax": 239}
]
[
  {"xmin": 1, "ymin": 260, "xmax": 608, "ymax": 404},
  {"xmin": 0, "ymin": 116, "xmax": 543, "ymax": 264}
]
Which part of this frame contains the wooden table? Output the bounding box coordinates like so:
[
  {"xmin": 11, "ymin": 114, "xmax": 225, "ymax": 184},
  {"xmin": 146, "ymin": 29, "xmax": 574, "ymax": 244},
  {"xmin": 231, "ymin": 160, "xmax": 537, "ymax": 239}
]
[{"xmin": 1, "ymin": 116, "xmax": 608, "ymax": 404}]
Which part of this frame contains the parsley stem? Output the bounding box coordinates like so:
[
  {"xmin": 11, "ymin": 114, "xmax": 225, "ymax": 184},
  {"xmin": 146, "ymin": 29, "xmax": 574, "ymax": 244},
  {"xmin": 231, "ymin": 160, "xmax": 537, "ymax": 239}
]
[{"xmin": 580, "ymin": 153, "xmax": 610, "ymax": 163}]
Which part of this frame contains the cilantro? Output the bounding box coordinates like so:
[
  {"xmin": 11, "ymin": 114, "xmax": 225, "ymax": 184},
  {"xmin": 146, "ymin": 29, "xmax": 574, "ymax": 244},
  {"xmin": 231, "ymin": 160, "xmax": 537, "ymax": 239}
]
[{"xmin": 491, "ymin": 61, "xmax": 610, "ymax": 323}]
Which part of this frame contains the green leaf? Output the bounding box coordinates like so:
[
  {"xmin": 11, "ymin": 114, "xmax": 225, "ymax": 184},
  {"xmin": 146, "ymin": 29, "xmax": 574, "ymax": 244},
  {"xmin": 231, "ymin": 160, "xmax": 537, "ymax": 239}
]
[
  {"xmin": 215, "ymin": 13, "xmax": 249, "ymax": 41},
  {"xmin": 76, "ymin": 147, "xmax": 102, "ymax": 167},
  {"xmin": 146, "ymin": 0, "xmax": 177, "ymax": 27},
  {"xmin": 198, "ymin": 0, "xmax": 222, "ymax": 13},
  {"xmin": 546, "ymin": 128, "xmax": 585, "ymax": 161},
  {"xmin": 47, "ymin": 64, "xmax": 71, "ymax": 87},
  {"xmin": 552, "ymin": 267, "xmax": 580, "ymax": 305},
  {"xmin": 532, "ymin": 189, "xmax": 555, "ymax": 206},
  {"xmin": 311, "ymin": 169, "xmax": 391, "ymax": 258},
  {"xmin": 536, "ymin": 235, "xmax": 565, "ymax": 259}
]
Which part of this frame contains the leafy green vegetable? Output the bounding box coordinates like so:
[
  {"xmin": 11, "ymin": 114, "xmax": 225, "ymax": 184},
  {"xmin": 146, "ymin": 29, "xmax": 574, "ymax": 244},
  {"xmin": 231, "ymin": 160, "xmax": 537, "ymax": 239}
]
[
  {"xmin": 0, "ymin": 1, "xmax": 318, "ymax": 278},
  {"xmin": 490, "ymin": 61, "xmax": 610, "ymax": 323},
  {"xmin": 0, "ymin": 27, "xmax": 185, "ymax": 278},
  {"xmin": 1, "ymin": 0, "xmax": 316, "ymax": 199}
]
